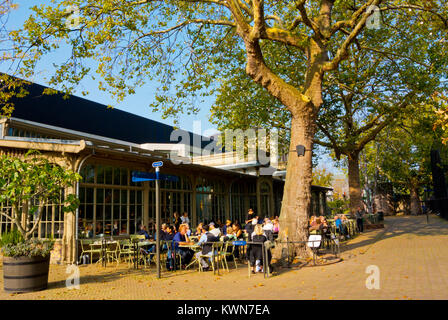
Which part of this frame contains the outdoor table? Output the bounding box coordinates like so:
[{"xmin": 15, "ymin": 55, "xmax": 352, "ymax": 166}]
[{"xmin": 91, "ymin": 239, "xmax": 118, "ymax": 266}]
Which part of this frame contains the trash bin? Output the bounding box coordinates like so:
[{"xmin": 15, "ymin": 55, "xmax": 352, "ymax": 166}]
[{"xmin": 377, "ymin": 211, "xmax": 384, "ymax": 221}]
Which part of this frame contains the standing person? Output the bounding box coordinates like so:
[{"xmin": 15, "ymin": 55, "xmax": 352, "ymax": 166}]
[
  {"xmin": 245, "ymin": 218, "xmax": 257, "ymax": 263},
  {"xmin": 173, "ymin": 212, "xmax": 181, "ymax": 231},
  {"xmin": 180, "ymin": 212, "xmax": 190, "ymax": 225},
  {"xmin": 250, "ymin": 224, "xmax": 267, "ymax": 274},
  {"xmin": 355, "ymin": 206, "xmax": 365, "ymax": 233},
  {"xmin": 245, "ymin": 208, "xmax": 255, "ymax": 224}
]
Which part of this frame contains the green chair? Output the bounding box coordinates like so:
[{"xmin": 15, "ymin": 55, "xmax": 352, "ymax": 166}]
[
  {"xmin": 106, "ymin": 241, "xmax": 120, "ymax": 265},
  {"xmin": 78, "ymin": 239, "xmax": 102, "ymax": 264},
  {"xmin": 221, "ymin": 242, "xmax": 237, "ymax": 271},
  {"xmin": 119, "ymin": 239, "xmax": 134, "ymax": 266},
  {"xmin": 198, "ymin": 242, "xmax": 223, "ymax": 272},
  {"xmin": 130, "ymin": 234, "xmax": 146, "ymax": 241}
]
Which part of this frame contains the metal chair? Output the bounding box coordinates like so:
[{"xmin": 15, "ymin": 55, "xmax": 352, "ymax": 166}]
[
  {"xmin": 78, "ymin": 239, "xmax": 102, "ymax": 264},
  {"xmin": 106, "ymin": 241, "xmax": 120, "ymax": 265},
  {"xmin": 221, "ymin": 241, "xmax": 238, "ymax": 271},
  {"xmin": 118, "ymin": 239, "xmax": 134, "ymax": 266}
]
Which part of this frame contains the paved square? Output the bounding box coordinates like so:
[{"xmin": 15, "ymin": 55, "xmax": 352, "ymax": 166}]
[{"xmin": 1, "ymin": 215, "xmax": 447, "ymax": 300}]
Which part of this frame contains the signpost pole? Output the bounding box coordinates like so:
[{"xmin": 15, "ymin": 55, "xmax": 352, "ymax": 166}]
[{"xmin": 156, "ymin": 167, "xmax": 161, "ymax": 279}]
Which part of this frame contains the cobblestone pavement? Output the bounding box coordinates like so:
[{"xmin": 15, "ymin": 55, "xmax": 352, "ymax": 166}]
[{"xmin": 1, "ymin": 214, "xmax": 447, "ymax": 300}]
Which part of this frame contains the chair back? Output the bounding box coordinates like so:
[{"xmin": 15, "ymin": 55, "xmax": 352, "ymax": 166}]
[
  {"xmin": 161, "ymin": 240, "xmax": 172, "ymax": 251},
  {"xmin": 130, "ymin": 234, "xmax": 146, "ymax": 241},
  {"xmin": 119, "ymin": 239, "xmax": 132, "ymax": 250},
  {"xmin": 212, "ymin": 241, "xmax": 224, "ymax": 255},
  {"xmin": 107, "ymin": 241, "xmax": 119, "ymax": 252},
  {"xmin": 80, "ymin": 239, "xmax": 93, "ymax": 250}
]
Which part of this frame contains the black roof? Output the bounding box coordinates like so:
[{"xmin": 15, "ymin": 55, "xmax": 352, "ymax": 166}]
[{"xmin": 9, "ymin": 80, "xmax": 215, "ymax": 148}]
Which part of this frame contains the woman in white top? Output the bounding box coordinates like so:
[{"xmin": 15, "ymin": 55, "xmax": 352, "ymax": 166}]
[{"xmin": 180, "ymin": 212, "xmax": 190, "ymax": 224}]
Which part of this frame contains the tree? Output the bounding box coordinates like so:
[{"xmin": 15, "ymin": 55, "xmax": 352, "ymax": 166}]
[
  {"xmin": 312, "ymin": 166, "xmax": 333, "ymax": 187},
  {"xmin": 362, "ymin": 105, "xmax": 443, "ymax": 215},
  {"xmin": 11, "ymin": 0, "xmax": 448, "ymax": 258},
  {"xmin": 0, "ymin": 0, "xmax": 29, "ymax": 117},
  {"xmin": 0, "ymin": 151, "xmax": 80, "ymax": 240}
]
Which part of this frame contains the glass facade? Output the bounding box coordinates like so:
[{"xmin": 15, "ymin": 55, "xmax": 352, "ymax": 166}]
[
  {"xmin": 230, "ymin": 180, "xmax": 257, "ymax": 223},
  {"xmin": 78, "ymin": 164, "xmax": 143, "ymax": 237},
  {"xmin": 195, "ymin": 177, "xmax": 226, "ymax": 225},
  {"xmin": 147, "ymin": 175, "xmax": 192, "ymax": 229}
]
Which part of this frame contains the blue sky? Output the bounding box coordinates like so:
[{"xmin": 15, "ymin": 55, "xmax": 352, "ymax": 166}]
[
  {"xmin": 3, "ymin": 0, "xmax": 218, "ymax": 135},
  {"xmin": 2, "ymin": 1, "xmax": 342, "ymax": 176}
]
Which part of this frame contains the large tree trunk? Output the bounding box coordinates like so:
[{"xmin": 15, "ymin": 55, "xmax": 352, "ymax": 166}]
[
  {"xmin": 409, "ymin": 186, "xmax": 422, "ymax": 216},
  {"xmin": 276, "ymin": 114, "xmax": 316, "ymax": 260},
  {"xmin": 241, "ymin": 31, "xmax": 325, "ymax": 261},
  {"xmin": 348, "ymin": 152, "xmax": 362, "ymax": 215}
]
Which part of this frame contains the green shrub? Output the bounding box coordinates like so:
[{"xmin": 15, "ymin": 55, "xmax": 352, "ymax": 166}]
[
  {"xmin": 1, "ymin": 236, "xmax": 54, "ymax": 258},
  {"xmin": 0, "ymin": 230, "xmax": 24, "ymax": 247}
]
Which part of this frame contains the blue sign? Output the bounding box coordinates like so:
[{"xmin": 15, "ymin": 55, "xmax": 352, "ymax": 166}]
[
  {"xmin": 152, "ymin": 161, "xmax": 163, "ymax": 168},
  {"xmin": 232, "ymin": 241, "xmax": 246, "ymax": 246},
  {"xmin": 132, "ymin": 171, "xmax": 179, "ymax": 182}
]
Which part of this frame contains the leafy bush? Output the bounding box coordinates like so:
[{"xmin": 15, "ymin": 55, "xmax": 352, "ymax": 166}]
[
  {"xmin": 0, "ymin": 229, "xmax": 24, "ymax": 247},
  {"xmin": 1, "ymin": 236, "xmax": 54, "ymax": 258}
]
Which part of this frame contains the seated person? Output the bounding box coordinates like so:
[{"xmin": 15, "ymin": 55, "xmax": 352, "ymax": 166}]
[
  {"xmin": 137, "ymin": 225, "xmax": 150, "ymax": 240},
  {"xmin": 195, "ymin": 224, "xmax": 219, "ymax": 270},
  {"xmin": 221, "ymin": 226, "xmax": 237, "ymax": 242},
  {"xmin": 334, "ymin": 215, "xmax": 348, "ymax": 238},
  {"xmin": 195, "ymin": 223, "xmax": 204, "ymax": 236},
  {"xmin": 209, "ymin": 222, "xmax": 221, "ymax": 237},
  {"xmin": 262, "ymin": 218, "xmax": 274, "ymax": 241},
  {"xmin": 222, "ymin": 220, "xmax": 232, "ymax": 235},
  {"xmin": 172, "ymin": 224, "xmax": 195, "ymax": 268}
]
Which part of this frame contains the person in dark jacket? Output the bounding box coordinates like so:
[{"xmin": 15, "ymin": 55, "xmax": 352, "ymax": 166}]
[
  {"xmin": 355, "ymin": 206, "xmax": 365, "ymax": 233},
  {"xmin": 250, "ymin": 224, "xmax": 267, "ymax": 274},
  {"xmin": 245, "ymin": 218, "xmax": 257, "ymax": 262}
]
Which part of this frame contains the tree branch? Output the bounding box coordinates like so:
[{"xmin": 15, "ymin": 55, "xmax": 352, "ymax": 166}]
[{"xmin": 324, "ymin": 0, "xmax": 380, "ymax": 72}]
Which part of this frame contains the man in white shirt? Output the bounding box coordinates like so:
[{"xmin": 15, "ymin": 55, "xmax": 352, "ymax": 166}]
[{"xmin": 209, "ymin": 222, "xmax": 221, "ymax": 237}]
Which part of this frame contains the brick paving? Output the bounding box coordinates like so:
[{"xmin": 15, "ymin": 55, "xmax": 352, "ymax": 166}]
[{"xmin": 1, "ymin": 214, "xmax": 447, "ymax": 300}]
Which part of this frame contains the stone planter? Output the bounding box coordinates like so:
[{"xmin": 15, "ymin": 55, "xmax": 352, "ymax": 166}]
[{"xmin": 2, "ymin": 255, "xmax": 50, "ymax": 293}]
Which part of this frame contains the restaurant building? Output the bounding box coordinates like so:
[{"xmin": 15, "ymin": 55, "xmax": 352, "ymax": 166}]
[{"xmin": 0, "ymin": 81, "xmax": 331, "ymax": 264}]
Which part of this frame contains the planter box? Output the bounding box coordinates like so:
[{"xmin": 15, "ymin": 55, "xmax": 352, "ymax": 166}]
[{"xmin": 2, "ymin": 255, "xmax": 50, "ymax": 293}]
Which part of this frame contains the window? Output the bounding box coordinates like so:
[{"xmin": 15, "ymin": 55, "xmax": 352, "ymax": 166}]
[
  {"xmin": 196, "ymin": 177, "xmax": 226, "ymax": 224},
  {"xmin": 148, "ymin": 174, "xmax": 192, "ymax": 225},
  {"xmin": 79, "ymin": 164, "xmax": 144, "ymax": 237},
  {"xmin": 0, "ymin": 192, "xmax": 65, "ymax": 239}
]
